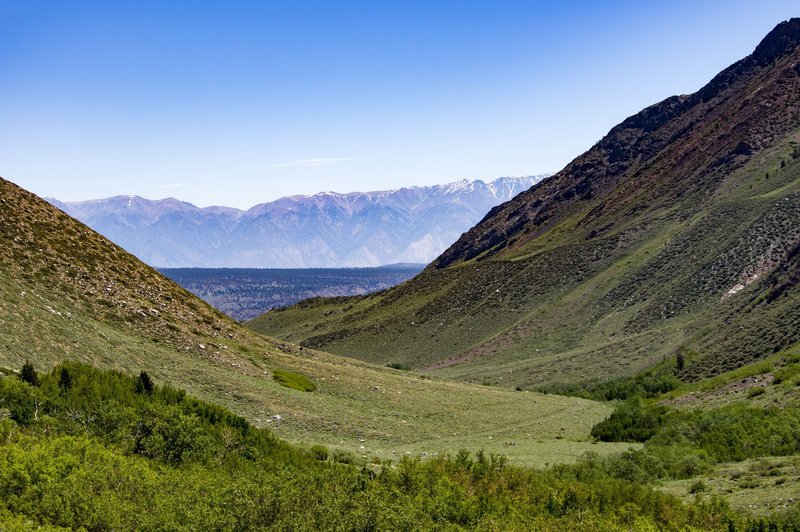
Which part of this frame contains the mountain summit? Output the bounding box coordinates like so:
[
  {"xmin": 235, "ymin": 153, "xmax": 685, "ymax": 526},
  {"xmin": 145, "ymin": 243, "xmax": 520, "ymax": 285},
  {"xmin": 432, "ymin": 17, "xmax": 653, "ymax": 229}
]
[
  {"xmin": 52, "ymin": 175, "xmax": 547, "ymax": 268},
  {"xmin": 252, "ymin": 19, "xmax": 800, "ymax": 388},
  {"xmin": 752, "ymin": 17, "xmax": 800, "ymax": 64}
]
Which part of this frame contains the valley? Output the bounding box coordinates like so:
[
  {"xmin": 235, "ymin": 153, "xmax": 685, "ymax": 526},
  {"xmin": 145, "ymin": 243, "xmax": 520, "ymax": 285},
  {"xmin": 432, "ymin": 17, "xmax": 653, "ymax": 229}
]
[{"xmin": 0, "ymin": 177, "xmax": 627, "ymax": 467}]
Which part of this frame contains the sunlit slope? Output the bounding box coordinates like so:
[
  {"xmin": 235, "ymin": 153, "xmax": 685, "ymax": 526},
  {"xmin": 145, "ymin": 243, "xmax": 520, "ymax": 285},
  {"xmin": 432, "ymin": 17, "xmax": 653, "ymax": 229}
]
[
  {"xmin": 250, "ymin": 19, "xmax": 800, "ymax": 388},
  {"xmin": 0, "ymin": 177, "xmax": 627, "ymax": 464}
]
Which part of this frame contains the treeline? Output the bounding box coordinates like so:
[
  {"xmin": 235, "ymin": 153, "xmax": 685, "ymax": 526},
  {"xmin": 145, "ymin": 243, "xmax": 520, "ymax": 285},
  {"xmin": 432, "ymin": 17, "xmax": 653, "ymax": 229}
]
[{"xmin": 0, "ymin": 361, "xmax": 779, "ymax": 530}]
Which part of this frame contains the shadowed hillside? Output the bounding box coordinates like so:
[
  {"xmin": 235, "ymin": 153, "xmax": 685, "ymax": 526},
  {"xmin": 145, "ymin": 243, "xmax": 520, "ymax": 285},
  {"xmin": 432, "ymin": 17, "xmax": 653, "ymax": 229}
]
[{"xmin": 250, "ymin": 19, "xmax": 800, "ymax": 388}]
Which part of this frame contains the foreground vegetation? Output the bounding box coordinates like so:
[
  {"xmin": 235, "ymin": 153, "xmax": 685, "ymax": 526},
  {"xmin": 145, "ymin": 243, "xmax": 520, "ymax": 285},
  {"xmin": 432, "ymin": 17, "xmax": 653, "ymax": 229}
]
[
  {"xmin": 577, "ymin": 348, "xmax": 800, "ymax": 522},
  {"xmin": 5, "ymin": 361, "xmax": 793, "ymax": 531}
]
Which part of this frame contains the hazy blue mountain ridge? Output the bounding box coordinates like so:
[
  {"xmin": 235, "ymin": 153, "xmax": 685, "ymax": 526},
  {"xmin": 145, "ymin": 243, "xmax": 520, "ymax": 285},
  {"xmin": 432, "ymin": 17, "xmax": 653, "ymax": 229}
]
[{"xmin": 50, "ymin": 175, "xmax": 548, "ymax": 268}]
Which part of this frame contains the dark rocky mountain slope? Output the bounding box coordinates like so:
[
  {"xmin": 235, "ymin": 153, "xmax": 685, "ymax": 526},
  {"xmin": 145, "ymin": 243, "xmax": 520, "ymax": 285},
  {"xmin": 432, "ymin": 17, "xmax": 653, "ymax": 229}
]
[{"xmin": 250, "ymin": 19, "xmax": 800, "ymax": 388}]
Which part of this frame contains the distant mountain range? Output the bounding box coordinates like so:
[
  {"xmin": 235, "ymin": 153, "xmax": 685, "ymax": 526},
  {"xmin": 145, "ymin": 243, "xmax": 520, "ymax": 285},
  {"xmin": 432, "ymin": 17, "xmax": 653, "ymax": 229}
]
[{"xmin": 49, "ymin": 175, "xmax": 548, "ymax": 268}]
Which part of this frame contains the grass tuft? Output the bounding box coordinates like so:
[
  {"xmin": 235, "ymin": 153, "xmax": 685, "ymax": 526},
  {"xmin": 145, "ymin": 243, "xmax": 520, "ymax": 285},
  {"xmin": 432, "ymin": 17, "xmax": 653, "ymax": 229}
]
[{"xmin": 272, "ymin": 369, "xmax": 317, "ymax": 392}]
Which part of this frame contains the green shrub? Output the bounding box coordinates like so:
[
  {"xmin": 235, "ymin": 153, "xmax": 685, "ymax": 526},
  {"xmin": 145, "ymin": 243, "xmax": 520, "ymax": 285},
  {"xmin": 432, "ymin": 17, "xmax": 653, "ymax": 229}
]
[
  {"xmin": 689, "ymin": 480, "xmax": 707, "ymax": 494},
  {"xmin": 331, "ymin": 449, "xmax": 356, "ymax": 464},
  {"xmin": 746, "ymin": 386, "xmax": 766, "ymax": 398},
  {"xmin": 785, "ymin": 353, "xmax": 800, "ymax": 364},
  {"xmin": 386, "ymin": 362, "xmax": 411, "ymax": 371},
  {"xmin": 773, "ymin": 362, "xmax": 800, "ymax": 384},
  {"xmin": 591, "ymin": 398, "xmax": 667, "ymax": 442},
  {"xmin": 537, "ymin": 369, "xmax": 680, "ymax": 401},
  {"xmin": 310, "ymin": 444, "xmax": 329, "ymax": 461},
  {"xmin": 272, "ymin": 369, "xmax": 316, "ymax": 392}
]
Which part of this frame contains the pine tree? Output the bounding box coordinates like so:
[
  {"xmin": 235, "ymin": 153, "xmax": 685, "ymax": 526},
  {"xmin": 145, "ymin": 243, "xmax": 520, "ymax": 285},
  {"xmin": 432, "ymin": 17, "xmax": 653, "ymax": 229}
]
[
  {"xmin": 59, "ymin": 367, "xmax": 73, "ymax": 394},
  {"xmin": 19, "ymin": 360, "xmax": 39, "ymax": 387},
  {"xmin": 135, "ymin": 371, "xmax": 155, "ymax": 395},
  {"xmin": 676, "ymin": 352, "xmax": 686, "ymax": 372}
]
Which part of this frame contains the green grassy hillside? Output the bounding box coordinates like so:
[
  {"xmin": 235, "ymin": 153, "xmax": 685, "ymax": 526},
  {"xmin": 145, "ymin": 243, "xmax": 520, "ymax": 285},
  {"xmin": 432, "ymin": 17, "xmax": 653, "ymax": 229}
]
[
  {"xmin": 250, "ymin": 19, "xmax": 800, "ymax": 390},
  {"xmin": 0, "ymin": 177, "xmax": 629, "ymax": 466}
]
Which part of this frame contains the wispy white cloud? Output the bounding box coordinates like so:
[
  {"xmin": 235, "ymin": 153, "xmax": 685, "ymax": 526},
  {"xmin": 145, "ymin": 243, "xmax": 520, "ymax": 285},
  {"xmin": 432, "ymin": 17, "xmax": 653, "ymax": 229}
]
[{"xmin": 273, "ymin": 157, "xmax": 352, "ymax": 168}]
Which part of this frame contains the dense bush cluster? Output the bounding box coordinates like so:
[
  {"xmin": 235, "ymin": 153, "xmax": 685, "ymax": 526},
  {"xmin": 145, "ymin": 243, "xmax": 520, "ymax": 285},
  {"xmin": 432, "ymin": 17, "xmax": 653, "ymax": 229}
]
[
  {"xmin": 594, "ymin": 397, "xmax": 800, "ymax": 465},
  {"xmin": 1, "ymin": 361, "xmax": 294, "ymax": 466},
  {"xmin": 538, "ymin": 365, "xmax": 681, "ymax": 401},
  {"xmin": 651, "ymin": 405, "xmax": 800, "ymax": 462},
  {"xmin": 572, "ymin": 388, "xmax": 800, "ymax": 530},
  {"xmin": 591, "ymin": 398, "xmax": 668, "ymax": 442},
  {"xmin": 0, "ymin": 361, "xmax": 778, "ymax": 530}
]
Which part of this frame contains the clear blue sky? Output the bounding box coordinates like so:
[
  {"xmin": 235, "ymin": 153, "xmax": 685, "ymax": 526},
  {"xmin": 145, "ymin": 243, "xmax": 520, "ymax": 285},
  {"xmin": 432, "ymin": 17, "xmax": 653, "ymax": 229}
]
[{"xmin": 1, "ymin": 1, "xmax": 797, "ymax": 208}]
